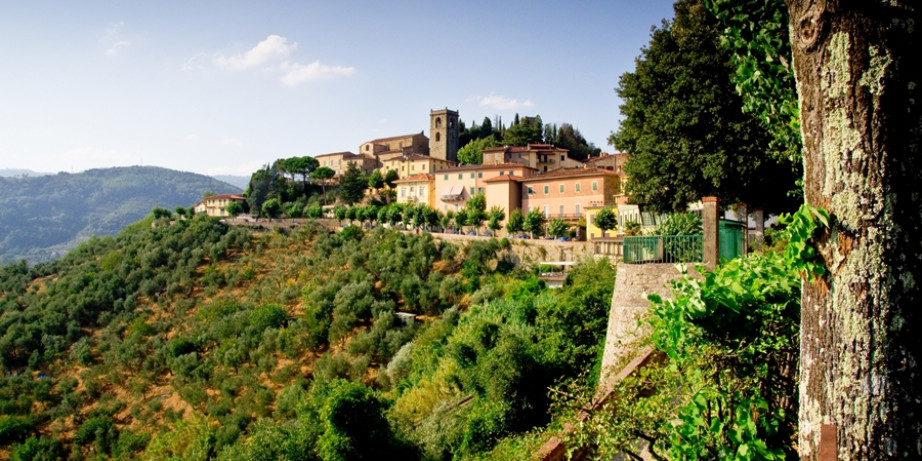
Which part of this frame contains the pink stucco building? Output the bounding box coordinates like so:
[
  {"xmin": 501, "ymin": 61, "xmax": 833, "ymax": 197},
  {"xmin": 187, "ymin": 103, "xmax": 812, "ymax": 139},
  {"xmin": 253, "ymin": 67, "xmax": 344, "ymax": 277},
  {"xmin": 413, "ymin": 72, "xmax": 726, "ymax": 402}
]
[{"xmin": 519, "ymin": 168, "xmax": 622, "ymax": 221}]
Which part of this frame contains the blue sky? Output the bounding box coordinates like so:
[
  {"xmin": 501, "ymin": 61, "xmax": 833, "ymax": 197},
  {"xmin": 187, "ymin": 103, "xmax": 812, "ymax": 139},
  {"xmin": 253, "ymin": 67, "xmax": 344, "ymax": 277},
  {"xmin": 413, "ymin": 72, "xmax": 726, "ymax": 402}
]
[{"xmin": 0, "ymin": 1, "xmax": 676, "ymax": 177}]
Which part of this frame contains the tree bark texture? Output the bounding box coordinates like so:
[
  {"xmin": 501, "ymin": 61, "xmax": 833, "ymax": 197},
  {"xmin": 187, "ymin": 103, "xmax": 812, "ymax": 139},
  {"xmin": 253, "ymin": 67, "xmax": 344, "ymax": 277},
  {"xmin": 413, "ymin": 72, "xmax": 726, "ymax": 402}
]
[{"xmin": 787, "ymin": 1, "xmax": 921, "ymax": 459}]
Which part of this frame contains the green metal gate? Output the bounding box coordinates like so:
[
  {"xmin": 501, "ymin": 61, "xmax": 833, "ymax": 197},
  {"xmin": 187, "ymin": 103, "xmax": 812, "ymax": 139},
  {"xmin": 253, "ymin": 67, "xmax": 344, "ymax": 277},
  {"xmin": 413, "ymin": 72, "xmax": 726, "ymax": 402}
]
[
  {"xmin": 719, "ymin": 219, "xmax": 744, "ymax": 261},
  {"xmin": 623, "ymin": 235, "xmax": 703, "ymax": 264}
]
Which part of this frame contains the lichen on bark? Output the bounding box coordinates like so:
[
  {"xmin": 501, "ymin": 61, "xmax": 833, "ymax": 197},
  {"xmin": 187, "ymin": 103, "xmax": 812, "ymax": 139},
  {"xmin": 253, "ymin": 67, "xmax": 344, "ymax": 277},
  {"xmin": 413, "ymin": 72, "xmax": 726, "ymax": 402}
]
[
  {"xmin": 822, "ymin": 32, "xmax": 851, "ymax": 99},
  {"xmin": 789, "ymin": 2, "xmax": 922, "ymax": 458}
]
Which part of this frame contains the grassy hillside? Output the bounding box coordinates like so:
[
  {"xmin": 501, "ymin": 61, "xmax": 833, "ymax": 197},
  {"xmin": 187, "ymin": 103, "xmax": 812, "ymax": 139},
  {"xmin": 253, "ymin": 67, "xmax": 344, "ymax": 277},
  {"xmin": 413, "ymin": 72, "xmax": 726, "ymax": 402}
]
[
  {"xmin": 0, "ymin": 214, "xmax": 617, "ymax": 460},
  {"xmin": 0, "ymin": 166, "xmax": 240, "ymax": 265}
]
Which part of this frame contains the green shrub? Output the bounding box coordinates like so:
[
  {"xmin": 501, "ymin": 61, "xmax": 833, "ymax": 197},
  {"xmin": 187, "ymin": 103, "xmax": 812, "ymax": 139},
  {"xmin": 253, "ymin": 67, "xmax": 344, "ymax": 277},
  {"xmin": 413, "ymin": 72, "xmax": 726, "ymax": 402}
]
[
  {"xmin": 250, "ymin": 304, "xmax": 287, "ymax": 331},
  {"xmin": 10, "ymin": 436, "xmax": 65, "ymax": 461},
  {"xmin": 74, "ymin": 415, "xmax": 118, "ymax": 455},
  {"xmin": 0, "ymin": 415, "xmax": 35, "ymax": 446},
  {"xmin": 623, "ymin": 220, "xmax": 642, "ymax": 236},
  {"xmin": 654, "ymin": 211, "xmax": 702, "ymax": 235}
]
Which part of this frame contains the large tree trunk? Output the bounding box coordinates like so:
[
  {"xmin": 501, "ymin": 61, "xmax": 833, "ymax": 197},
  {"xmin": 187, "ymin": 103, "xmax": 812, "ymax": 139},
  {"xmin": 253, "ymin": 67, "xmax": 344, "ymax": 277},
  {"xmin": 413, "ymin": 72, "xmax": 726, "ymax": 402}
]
[{"xmin": 786, "ymin": 1, "xmax": 921, "ymax": 459}]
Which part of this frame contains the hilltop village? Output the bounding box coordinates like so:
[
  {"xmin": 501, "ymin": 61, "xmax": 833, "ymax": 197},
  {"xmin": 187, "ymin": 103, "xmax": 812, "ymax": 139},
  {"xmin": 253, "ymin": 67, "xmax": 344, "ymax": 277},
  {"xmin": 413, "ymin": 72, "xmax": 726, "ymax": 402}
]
[
  {"xmin": 207, "ymin": 108, "xmax": 648, "ymax": 240},
  {"xmin": 323, "ymin": 109, "xmax": 628, "ymax": 233}
]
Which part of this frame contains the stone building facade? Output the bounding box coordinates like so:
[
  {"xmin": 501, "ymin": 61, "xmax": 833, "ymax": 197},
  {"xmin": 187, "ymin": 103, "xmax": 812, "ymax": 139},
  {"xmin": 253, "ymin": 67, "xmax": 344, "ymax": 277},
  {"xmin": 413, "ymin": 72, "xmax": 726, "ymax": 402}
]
[{"xmin": 429, "ymin": 108, "xmax": 460, "ymax": 163}]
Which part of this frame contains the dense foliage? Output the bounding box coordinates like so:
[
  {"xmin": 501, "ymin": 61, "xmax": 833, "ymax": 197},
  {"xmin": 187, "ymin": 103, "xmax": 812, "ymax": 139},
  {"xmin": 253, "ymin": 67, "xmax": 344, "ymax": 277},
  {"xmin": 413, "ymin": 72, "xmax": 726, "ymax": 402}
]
[
  {"xmin": 0, "ymin": 207, "xmax": 618, "ymax": 460},
  {"xmin": 705, "ymin": 0, "xmax": 801, "ymax": 163},
  {"xmin": 0, "ymin": 166, "xmax": 240, "ymax": 265},
  {"xmin": 611, "ymin": 0, "xmax": 799, "ymax": 213},
  {"xmin": 565, "ymin": 250, "xmax": 800, "ymax": 459},
  {"xmin": 458, "ymin": 114, "xmax": 601, "ymax": 161},
  {"xmin": 564, "ymin": 205, "xmax": 826, "ymax": 459},
  {"xmin": 245, "ymin": 157, "xmax": 332, "ymax": 218}
]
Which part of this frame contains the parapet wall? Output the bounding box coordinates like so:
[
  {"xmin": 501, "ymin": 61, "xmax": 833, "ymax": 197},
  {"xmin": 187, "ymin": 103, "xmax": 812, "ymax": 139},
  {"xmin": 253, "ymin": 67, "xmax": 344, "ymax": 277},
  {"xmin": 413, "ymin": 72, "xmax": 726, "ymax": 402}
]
[
  {"xmin": 433, "ymin": 233, "xmax": 599, "ymax": 266},
  {"xmin": 599, "ymin": 263, "xmax": 698, "ymax": 383}
]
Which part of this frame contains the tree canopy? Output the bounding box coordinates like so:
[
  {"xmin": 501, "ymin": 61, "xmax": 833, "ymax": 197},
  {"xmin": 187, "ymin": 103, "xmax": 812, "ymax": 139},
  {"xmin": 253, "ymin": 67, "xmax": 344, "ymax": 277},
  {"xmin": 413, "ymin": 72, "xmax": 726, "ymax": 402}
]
[
  {"xmin": 611, "ymin": 0, "xmax": 799, "ymax": 213},
  {"xmin": 338, "ymin": 163, "xmax": 367, "ymax": 205},
  {"xmin": 705, "ymin": 0, "xmax": 800, "ymax": 163},
  {"xmin": 592, "ymin": 207, "xmax": 618, "ymax": 234},
  {"xmin": 544, "ymin": 123, "xmax": 601, "ymax": 161},
  {"xmin": 456, "ymin": 135, "xmax": 500, "ymax": 165},
  {"xmin": 277, "ymin": 156, "xmax": 319, "ymax": 194},
  {"xmin": 502, "ymin": 114, "xmax": 544, "ymax": 146}
]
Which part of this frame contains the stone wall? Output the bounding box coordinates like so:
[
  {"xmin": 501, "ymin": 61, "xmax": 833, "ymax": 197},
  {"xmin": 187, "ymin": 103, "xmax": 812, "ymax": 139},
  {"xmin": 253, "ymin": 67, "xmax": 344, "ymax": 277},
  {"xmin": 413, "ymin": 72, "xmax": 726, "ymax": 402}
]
[
  {"xmin": 432, "ymin": 233, "xmax": 600, "ymax": 266},
  {"xmin": 599, "ymin": 262, "xmax": 701, "ymax": 385}
]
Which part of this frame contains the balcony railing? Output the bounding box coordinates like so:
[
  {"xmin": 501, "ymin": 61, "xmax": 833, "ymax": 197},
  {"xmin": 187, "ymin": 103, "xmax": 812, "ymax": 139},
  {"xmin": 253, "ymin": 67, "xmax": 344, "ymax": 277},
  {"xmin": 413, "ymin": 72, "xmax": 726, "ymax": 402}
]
[{"xmin": 623, "ymin": 235, "xmax": 703, "ymax": 264}]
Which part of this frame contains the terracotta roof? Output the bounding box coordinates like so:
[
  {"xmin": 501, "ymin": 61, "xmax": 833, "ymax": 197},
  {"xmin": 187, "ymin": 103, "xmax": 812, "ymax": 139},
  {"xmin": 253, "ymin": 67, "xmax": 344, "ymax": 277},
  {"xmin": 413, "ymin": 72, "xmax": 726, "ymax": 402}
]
[
  {"xmin": 518, "ymin": 167, "xmax": 620, "ymax": 183},
  {"xmin": 481, "ymin": 162, "xmax": 536, "ymax": 170},
  {"xmin": 394, "ymin": 173, "xmax": 434, "ymax": 183},
  {"xmin": 438, "ymin": 164, "xmax": 488, "ymax": 172},
  {"xmin": 365, "ymin": 133, "xmax": 427, "ymax": 144},
  {"xmin": 585, "ymin": 152, "xmax": 628, "ymax": 163},
  {"xmin": 483, "ymin": 174, "xmax": 525, "ymax": 183},
  {"xmin": 383, "ymin": 152, "xmax": 439, "ymax": 162},
  {"xmin": 439, "ymin": 162, "xmax": 537, "ymax": 173},
  {"xmin": 313, "ymin": 151, "xmax": 356, "ymax": 159},
  {"xmin": 206, "ymin": 194, "xmax": 245, "ymax": 201}
]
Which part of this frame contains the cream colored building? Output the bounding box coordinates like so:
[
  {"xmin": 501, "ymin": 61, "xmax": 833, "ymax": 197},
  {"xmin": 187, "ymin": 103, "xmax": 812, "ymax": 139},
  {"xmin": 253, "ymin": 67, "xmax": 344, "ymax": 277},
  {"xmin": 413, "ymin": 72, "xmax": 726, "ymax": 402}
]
[
  {"xmin": 584, "ymin": 152, "xmax": 628, "ymax": 174},
  {"xmin": 314, "ymin": 151, "xmax": 377, "ymax": 178},
  {"xmin": 380, "ymin": 153, "xmax": 457, "ymax": 179},
  {"xmin": 198, "ymin": 194, "xmax": 246, "ymax": 217},
  {"xmin": 394, "ymin": 173, "xmax": 435, "ymax": 207},
  {"xmin": 482, "ymin": 143, "xmax": 582, "ymax": 173},
  {"xmin": 359, "ymin": 133, "xmax": 429, "ymax": 158}
]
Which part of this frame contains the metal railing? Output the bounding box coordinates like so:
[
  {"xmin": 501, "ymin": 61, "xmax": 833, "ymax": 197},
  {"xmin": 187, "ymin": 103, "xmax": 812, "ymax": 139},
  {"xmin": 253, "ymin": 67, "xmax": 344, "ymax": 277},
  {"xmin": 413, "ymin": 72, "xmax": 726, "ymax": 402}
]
[{"xmin": 622, "ymin": 235, "xmax": 703, "ymax": 264}]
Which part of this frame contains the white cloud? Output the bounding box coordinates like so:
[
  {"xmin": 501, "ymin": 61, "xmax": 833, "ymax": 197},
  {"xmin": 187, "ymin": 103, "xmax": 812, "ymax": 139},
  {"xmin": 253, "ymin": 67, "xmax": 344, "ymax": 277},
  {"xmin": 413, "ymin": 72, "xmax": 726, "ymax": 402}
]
[
  {"xmin": 102, "ymin": 21, "xmax": 131, "ymax": 56},
  {"xmin": 279, "ymin": 60, "xmax": 355, "ymax": 86},
  {"xmin": 214, "ymin": 35, "xmax": 297, "ymax": 70},
  {"xmin": 105, "ymin": 41, "xmax": 132, "ymax": 56},
  {"xmin": 476, "ymin": 93, "xmax": 535, "ymax": 111},
  {"xmin": 191, "ymin": 34, "xmax": 353, "ymax": 86}
]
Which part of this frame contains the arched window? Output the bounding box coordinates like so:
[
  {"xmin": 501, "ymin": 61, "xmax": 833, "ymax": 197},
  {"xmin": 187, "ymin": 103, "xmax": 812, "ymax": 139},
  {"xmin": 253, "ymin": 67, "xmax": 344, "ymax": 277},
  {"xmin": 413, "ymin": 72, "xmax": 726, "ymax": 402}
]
[
  {"xmin": 435, "ymin": 117, "xmax": 442, "ymax": 128},
  {"xmin": 436, "ymin": 133, "xmax": 441, "ymax": 142}
]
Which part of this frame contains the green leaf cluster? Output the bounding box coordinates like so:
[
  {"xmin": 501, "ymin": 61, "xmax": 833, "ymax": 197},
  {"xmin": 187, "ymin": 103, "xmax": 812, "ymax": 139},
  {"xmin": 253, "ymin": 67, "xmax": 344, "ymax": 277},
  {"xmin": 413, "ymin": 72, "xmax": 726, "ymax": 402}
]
[
  {"xmin": 775, "ymin": 204, "xmax": 829, "ymax": 279},
  {"xmin": 592, "ymin": 207, "xmax": 618, "ymax": 233},
  {"xmin": 570, "ymin": 248, "xmax": 801, "ymax": 459},
  {"xmin": 705, "ymin": 0, "xmax": 802, "ymax": 163},
  {"xmin": 612, "ymin": 0, "xmax": 800, "ymax": 213}
]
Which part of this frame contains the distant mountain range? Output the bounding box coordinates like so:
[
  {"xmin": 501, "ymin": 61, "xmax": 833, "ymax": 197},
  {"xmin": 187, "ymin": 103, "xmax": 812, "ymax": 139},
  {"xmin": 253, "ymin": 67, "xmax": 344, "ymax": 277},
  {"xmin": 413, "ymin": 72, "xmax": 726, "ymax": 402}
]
[
  {"xmin": 0, "ymin": 166, "xmax": 241, "ymax": 265},
  {"xmin": 1, "ymin": 168, "xmax": 251, "ymax": 188},
  {"xmin": 212, "ymin": 174, "xmax": 250, "ymax": 189},
  {"xmin": 0, "ymin": 168, "xmax": 51, "ymax": 178}
]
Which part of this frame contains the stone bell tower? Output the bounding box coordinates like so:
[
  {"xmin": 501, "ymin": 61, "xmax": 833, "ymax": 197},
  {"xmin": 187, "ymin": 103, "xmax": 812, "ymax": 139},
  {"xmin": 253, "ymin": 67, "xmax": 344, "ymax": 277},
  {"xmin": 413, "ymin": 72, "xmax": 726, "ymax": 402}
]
[{"xmin": 430, "ymin": 108, "xmax": 459, "ymax": 162}]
